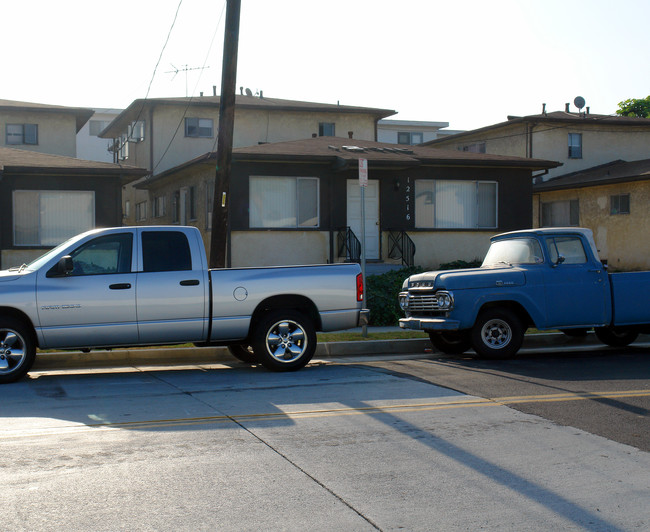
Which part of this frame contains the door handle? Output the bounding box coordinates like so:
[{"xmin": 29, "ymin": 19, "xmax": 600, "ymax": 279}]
[
  {"xmin": 180, "ymin": 279, "xmax": 200, "ymax": 286},
  {"xmin": 588, "ymin": 269, "xmax": 602, "ymax": 274},
  {"xmin": 109, "ymin": 283, "xmax": 132, "ymax": 290}
]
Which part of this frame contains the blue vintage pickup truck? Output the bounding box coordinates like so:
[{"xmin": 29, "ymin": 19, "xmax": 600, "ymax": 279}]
[{"xmin": 399, "ymin": 227, "xmax": 650, "ymax": 358}]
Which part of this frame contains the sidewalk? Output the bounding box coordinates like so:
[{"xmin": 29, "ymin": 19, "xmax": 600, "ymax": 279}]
[{"xmin": 32, "ymin": 329, "xmax": 650, "ymax": 371}]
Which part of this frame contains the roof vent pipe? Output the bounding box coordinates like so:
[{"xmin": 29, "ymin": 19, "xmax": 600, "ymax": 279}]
[
  {"xmin": 565, "ymin": 103, "xmax": 570, "ymax": 112},
  {"xmin": 586, "ymin": 107, "xmax": 590, "ymax": 115},
  {"xmin": 259, "ymin": 90, "xmax": 263, "ymax": 98},
  {"xmin": 213, "ymin": 85, "xmax": 217, "ymax": 96},
  {"xmin": 542, "ymin": 103, "xmax": 546, "ymax": 115}
]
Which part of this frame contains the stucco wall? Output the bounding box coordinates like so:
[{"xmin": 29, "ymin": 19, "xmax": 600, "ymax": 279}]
[
  {"xmin": 409, "ymin": 231, "xmax": 492, "ymax": 270},
  {"xmin": 230, "ymin": 231, "xmax": 330, "ymax": 267},
  {"xmin": 534, "ymin": 180, "xmax": 650, "ymax": 270},
  {"xmin": 1, "ymin": 110, "xmax": 77, "ymax": 157}
]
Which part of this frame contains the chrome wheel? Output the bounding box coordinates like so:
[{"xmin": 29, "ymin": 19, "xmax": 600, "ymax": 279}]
[
  {"xmin": 480, "ymin": 318, "xmax": 512, "ymax": 350},
  {"xmin": 0, "ymin": 318, "xmax": 36, "ymax": 383},
  {"xmin": 252, "ymin": 310, "xmax": 316, "ymax": 371},
  {"xmin": 265, "ymin": 319, "xmax": 307, "ymax": 363},
  {"xmin": 0, "ymin": 328, "xmax": 28, "ymax": 375}
]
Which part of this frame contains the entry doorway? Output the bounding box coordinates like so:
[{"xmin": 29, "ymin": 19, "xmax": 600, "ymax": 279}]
[{"xmin": 347, "ymin": 179, "xmax": 380, "ymax": 260}]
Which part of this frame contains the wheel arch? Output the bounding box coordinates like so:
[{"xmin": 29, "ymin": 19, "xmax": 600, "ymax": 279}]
[
  {"xmin": 251, "ymin": 295, "xmax": 321, "ymax": 332},
  {"xmin": 0, "ymin": 307, "xmax": 38, "ymax": 347},
  {"xmin": 476, "ymin": 300, "xmax": 535, "ymax": 329}
]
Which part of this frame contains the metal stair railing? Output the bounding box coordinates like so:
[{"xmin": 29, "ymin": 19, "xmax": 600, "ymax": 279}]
[
  {"xmin": 337, "ymin": 226, "xmax": 361, "ymax": 263},
  {"xmin": 387, "ymin": 230, "xmax": 416, "ymax": 267}
]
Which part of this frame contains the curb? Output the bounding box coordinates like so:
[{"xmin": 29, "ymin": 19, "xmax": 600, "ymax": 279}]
[{"xmin": 32, "ymin": 332, "xmax": 650, "ymax": 371}]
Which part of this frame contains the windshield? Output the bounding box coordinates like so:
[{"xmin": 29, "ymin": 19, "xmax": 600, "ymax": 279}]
[
  {"xmin": 23, "ymin": 234, "xmax": 85, "ymax": 272},
  {"xmin": 482, "ymin": 238, "xmax": 544, "ymax": 267}
]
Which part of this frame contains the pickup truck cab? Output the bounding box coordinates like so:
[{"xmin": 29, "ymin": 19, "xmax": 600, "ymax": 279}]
[
  {"xmin": 399, "ymin": 227, "xmax": 650, "ymax": 358},
  {"xmin": 0, "ymin": 226, "xmax": 368, "ymax": 383}
]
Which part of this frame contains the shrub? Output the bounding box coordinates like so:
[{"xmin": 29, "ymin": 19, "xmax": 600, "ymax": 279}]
[
  {"xmin": 438, "ymin": 259, "xmax": 481, "ymax": 270},
  {"xmin": 366, "ymin": 266, "xmax": 422, "ymax": 326}
]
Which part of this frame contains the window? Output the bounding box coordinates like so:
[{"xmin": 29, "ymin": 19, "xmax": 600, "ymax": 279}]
[
  {"xmin": 153, "ymin": 195, "xmax": 166, "ymax": 218},
  {"xmin": 135, "ymin": 201, "xmax": 147, "ymax": 222},
  {"xmin": 142, "ymin": 231, "xmax": 192, "ymax": 272},
  {"xmin": 414, "ymin": 180, "xmax": 497, "ymax": 229},
  {"xmin": 185, "ymin": 117, "xmax": 213, "ymax": 138},
  {"xmin": 89, "ymin": 120, "xmax": 111, "ymax": 137},
  {"xmin": 318, "ymin": 122, "xmax": 335, "ymax": 137},
  {"xmin": 541, "ymin": 200, "xmax": 579, "ymax": 227},
  {"xmin": 546, "ymin": 236, "xmax": 587, "ymax": 264},
  {"xmin": 128, "ymin": 120, "xmax": 145, "ymax": 142},
  {"xmin": 172, "ymin": 190, "xmax": 180, "ymax": 223},
  {"xmin": 459, "ymin": 142, "xmax": 486, "ymax": 153},
  {"xmin": 610, "ymin": 194, "xmax": 630, "ymax": 215},
  {"xmin": 188, "ymin": 186, "xmax": 197, "ymax": 220},
  {"xmin": 249, "ymin": 176, "xmax": 319, "ymax": 228},
  {"xmin": 118, "ymin": 134, "xmax": 129, "ymax": 160},
  {"xmin": 568, "ymin": 133, "xmax": 582, "ymax": 159},
  {"xmin": 397, "ymin": 132, "xmax": 423, "ymax": 145},
  {"xmin": 6, "ymin": 124, "xmax": 38, "ymax": 145},
  {"xmin": 13, "ymin": 190, "xmax": 94, "ymax": 246},
  {"xmin": 61, "ymin": 233, "xmax": 133, "ymax": 276}
]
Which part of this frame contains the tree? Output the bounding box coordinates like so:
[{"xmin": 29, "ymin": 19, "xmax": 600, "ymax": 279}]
[{"xmin": 616, "ymin": 96, "xmax": 650, "ymax": 118}]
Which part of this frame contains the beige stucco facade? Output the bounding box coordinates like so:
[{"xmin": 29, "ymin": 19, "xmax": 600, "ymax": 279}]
[
  {"xmin": 428, "ymin": 117, "xmax": 650, "ymax": 181},
  {"xmin": 1, "ymin": 110, "xmax": 78, "ymax": 157},
  {"xmin": 533, "ymin": 180, "xmax": 650, "ymax": 271},
  {"xmin": 408, "ymin": 232, "xmax": 491, "ymax": 270}
]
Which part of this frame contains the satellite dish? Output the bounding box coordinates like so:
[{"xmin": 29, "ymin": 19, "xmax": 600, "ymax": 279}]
[
  {"xmin": 245, "ymin": 88, "xmax": 253, "ymax": 96},
  {"xmin": 574, "ymin": 96, "xmax": 586, "ymax": 110}
]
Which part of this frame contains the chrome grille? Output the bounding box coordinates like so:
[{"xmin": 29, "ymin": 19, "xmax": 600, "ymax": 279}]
[{"xmin": 407, "ymin": 293, "xmax": 441, "ymax": 312}]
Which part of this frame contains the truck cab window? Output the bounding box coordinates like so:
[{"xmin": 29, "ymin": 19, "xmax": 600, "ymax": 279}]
[
  {"xmin": 546, "ymin": 236, "xmax": 587, "ymax": 264},
  {"xmin": 142, "ymin": 231, "xmax": 192, "ymax": 272},
  {"xmin": 60, "ymin": 234, "xmax": 133, "ymax": 276}
]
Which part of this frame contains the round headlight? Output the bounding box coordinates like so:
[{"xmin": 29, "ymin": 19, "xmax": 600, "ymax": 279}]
[
  {"xmin": 437, "ymin": 293, "xmax": 451, "ymax": 309},
  {"xmin": 399, "ymin": 295, "xmax": 408, "ymax": 310}
]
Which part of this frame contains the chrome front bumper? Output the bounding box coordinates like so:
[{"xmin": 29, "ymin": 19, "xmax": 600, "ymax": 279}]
[{"xmin": 399, "ymin": 317, "xmax": 460, "ymax": 331}]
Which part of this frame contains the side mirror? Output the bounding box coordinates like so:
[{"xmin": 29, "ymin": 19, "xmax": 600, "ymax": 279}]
[
  {"xmin": 47, "ymin": 256, "xmax": 74, "ymax": 277},
  {"xmin": 552, "ymin": 255, "xmax": 566, "ymax": 268}
]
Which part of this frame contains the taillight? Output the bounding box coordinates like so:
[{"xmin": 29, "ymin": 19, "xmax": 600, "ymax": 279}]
[{"xmin": 356, "ymin": 272, "xmax": 364, "ymax": 302}]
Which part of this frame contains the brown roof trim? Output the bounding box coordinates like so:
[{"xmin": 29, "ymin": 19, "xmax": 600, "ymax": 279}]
[{"xmin": 533, "ymin": 158, "xmax": 650, "ymax": 192}]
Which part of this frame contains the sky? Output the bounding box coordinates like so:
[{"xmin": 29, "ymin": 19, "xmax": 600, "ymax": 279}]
[{"xmin": 2, "ymin": 0, "xmax": 649, "ymax": 131}]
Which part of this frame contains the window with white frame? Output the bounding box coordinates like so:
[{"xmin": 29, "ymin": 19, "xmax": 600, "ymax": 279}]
[
  {"xmin": 541, "ymin": 199, "xmax": 579, "ymax": 226},
  {"xmin": 6, "ymin": 124, "xmax": 38, "ymax": 145},
  {"xmin": 118, "ymin": 134, "xmax": 129, "ymax": 160},
  {"xmin": 568, "ymin": 133, "xmax": 582, "ymax": 159},
  {"xmin": 128, "ymin": 120, "xmax": 145, "ymax": 142},
  {"xmin": 397, "ymin": 132, "xmax": 424, "ymax": 145},
  {"xmin": 249, "ymin": 176, "xmax": 319, "ymax": 228},
  {"xmin": 610, "ymin": 194, "xmax": 630, "ymax": 215},
  {"xmin": 415, "ymin": 180, "xmax": 497, "ymax": 229},
  {"xmin": 135, "ymin": 201, "xmax": 147, "ymax": 222},
  {"xmin": 185, "ymin": 117, "xmax": 213, "ymax": 138},
  {"xmin": 13, "ymin": 190, "xmax": 95, "ymax": 246},
  {"xmin": 153, "ymin": 195, "xmax": 166, "ymax": 218}
]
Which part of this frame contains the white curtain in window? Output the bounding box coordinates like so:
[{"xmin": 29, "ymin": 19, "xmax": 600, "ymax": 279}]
[
  {"xmin": 478, "ymin": 182, "xmax": 497, "ymax": 228},
  {"xmin": 13, "ymin": 190, "xmax": 94, "ymax": 246},
  {"xmin": 250, "ymin": 177, "xmax": 296, "ymax": 228},
  {"xmin": 415, "ymin": 180, "xmax": 435, "ymax": 228},
  {"xmin": 435, "ymin": 180, "xmax": 475, "ymax": 228}
]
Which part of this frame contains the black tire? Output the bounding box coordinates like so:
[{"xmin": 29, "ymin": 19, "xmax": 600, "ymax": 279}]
[
  {"xmin": 0, "ymin": 317, "xmax": 36, "ymax": 384},
  {"xmin": 251, "ymin": 310, "xmax": 316, "ymax": 372},
  {"xmin": 594, "ymin": 326, "xmax": 639, "ymax": 347},
  {"xmin": 227, "ymin": 344, "xmax": 258, "ymax": 364},
  {"xmin": 471, "ymin": 308, "xmax": 524, "ymax": 359},
  {"xmin": 560, "ymin": 328, "xmax": 589, "ymax": 338},
  {"xmin": 428, "ymin": 331, "xmax": 472, "ymax": 354}
]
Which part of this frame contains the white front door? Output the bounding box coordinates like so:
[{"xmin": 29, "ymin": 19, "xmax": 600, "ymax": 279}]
[{"xmin": 347, "ymin": 179, "xmax": 380, "ymax": 260}]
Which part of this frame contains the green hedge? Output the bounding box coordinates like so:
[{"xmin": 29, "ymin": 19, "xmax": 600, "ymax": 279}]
[{"xmin": 365, "ymin": 260, "xmax": 481, "ymax": 326}]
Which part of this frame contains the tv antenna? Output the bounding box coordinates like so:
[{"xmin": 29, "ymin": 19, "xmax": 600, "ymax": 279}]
[{"xmin": 166, "ymin": 64, "xmax": 210, "ymax": 96}]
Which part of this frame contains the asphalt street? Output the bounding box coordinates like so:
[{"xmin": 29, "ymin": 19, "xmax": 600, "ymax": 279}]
[{"xmin": 1, "ymin": 341, "xmax": 649, "ymax": 531}]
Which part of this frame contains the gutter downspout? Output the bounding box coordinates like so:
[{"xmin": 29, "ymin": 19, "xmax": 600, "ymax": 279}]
[{"xmin": 526, "ymin": 123, "xmax": 535, "ymax": 158}]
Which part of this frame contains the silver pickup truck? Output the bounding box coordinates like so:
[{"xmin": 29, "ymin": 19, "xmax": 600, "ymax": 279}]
[{"xmin": 0, "ymin": 226, "xmax": 368, "ymax": 383}]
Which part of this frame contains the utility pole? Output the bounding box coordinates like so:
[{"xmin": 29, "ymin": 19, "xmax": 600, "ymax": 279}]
[{"xmin": 209, "ymin": 0, "xmax": 241, "ymax": 268}]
